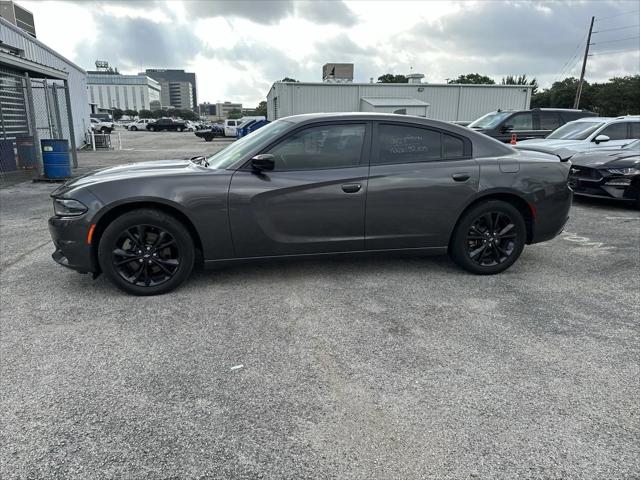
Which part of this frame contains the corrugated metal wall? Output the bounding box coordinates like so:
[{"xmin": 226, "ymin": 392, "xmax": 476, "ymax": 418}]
[
  {"xmin": 0, "ymin": 18, "xmax": 90, "ymax": 148},
  {"xmin": 267, "ymin": 82, "xmax": 532, "ymax": 122}
]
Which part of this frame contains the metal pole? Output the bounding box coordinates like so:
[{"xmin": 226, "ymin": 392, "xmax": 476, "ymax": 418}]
[
  {"xmin": 52, "ymin": 84, "xmax": 63, "ymax": 140},
  {"xmin": 63, "ymin": 79, "xmax": 78, "ymax": 168},
  {"xmin": 42, "ymin": 79, "xmax": 54, "ymax": 138},
  {"xmin": 24, "ymin": 73, "xmax": 43, "ymax": 176},
  {"xmin": 118, "ymin": 132, "xmax": 122, "ymax": 150},
  {"xmin": 91, "ymin": 131, "xmax": 95, "ymax": 151},
  {"xmin": 573, "ymin": 16, "xmax": 594, "ymax": 109}
]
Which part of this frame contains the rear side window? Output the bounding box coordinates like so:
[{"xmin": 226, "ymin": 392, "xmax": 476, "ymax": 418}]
[
  {"xmin": 600, "ymin": 122, "xmax": 628, "ymax": 140},
  {"xmin": 267, "ymin": 124, "xmax": 366, "ymax": 170},
  {"xmin": 540, "ymin": 112, "xmax": 562, "ymax": 130},
  {"xmin": 375, "ymin": 124, "xmax": 467, "ymax": 164},
  {"xmin": 629, "ymin": 122, "xmax": 640, "ymax": 139}
]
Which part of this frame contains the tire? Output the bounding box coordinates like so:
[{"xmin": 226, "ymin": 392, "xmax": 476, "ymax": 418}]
[
  {"xmin": 178, "ymin": 127, "xmax": 184, "ymax": 132},
  {"xmin": 100, "ymin": 127, "xmax": 108, "ymax": 133},
  {"xmin": 449, "ymin": 200, "xmax": 526, "ymax": 275},
  {"xmin": 150, "ymin": 126, "xmax": 155, "ymax": 132},
  {"xmin": 98, "ymin": 209, "xmax": 195, "ymax": 295},
  {"xmin": 130, "ymin": 126, "xmax": 138, "ymax": 131},
  {"xmin": 204, "ymin": 136, "xmax": 213, "ymax": 142}
]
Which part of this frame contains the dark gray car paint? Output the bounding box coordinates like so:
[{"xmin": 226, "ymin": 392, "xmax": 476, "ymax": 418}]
[{"xmin": 49, "ymin": 113, "xmax": 572, "ymax": 274}]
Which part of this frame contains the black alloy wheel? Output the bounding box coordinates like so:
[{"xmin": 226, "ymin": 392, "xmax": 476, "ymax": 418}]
[
  {"xmin": 98, "ymin": 209, "xmax": 194, "ymax": 295},
  {"xmin": 112, "ymin": 224, "xmax": 179, "ymax": 287},
  {"xmin": 465, "ymin": 212, "xmax": 517, "ymax": 267},
  {"xmin": 450, "ymin": 200, "xmax": 526, "ymax": 275}
]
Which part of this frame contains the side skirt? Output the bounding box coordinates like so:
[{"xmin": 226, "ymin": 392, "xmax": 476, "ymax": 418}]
[{"xmin": 202, "ymin": 246, "xmax": 448, "ymax": 270}]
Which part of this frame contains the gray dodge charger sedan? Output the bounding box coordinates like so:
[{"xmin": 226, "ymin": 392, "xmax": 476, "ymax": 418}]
[{"xmin": 49, "ymin": 113, "xmax": 572, "ymax": 295}]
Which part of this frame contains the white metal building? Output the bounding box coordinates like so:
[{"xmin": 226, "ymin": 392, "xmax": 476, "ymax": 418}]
[
  {"xmin": 0, "ymin": 15, "xmax": 90, "ymax": 150},
  {"xmin": 266, "ymin": 82, "xmax": 533, "ymax": 122},
  {"xmin": 87, "ymin": 72, "xmax": 161, "ymax": 112}
]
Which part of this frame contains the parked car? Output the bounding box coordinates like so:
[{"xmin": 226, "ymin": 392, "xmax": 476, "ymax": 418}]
[
  {"xmin": 468, "ymin": 108, "xmax": 597, "ymax": 143},
  {"xmin": 566, "ymin": 139, "xmax": 640, "ymax": 207},
  {"xmin": 147, "ymin": 118, "xmax": 187, "ymax": 132},
  {"xmin": 223, "ymin": 116, "xmax": 266, "ymax": 137},
  {"xmin": 517, "ymin": 116, "xmax": 640, "ymax": 152},
  {"xmin": 90, "ymin": 113, "xmax": 113, "ymax": 122},
  {"xmin": 128, "ymin": 119, "xmax": 153, "ymax": 131},
  {"xmin": 90, "ymin": 117, "xmax": 114, "ymax": 133},
  {"xmin": 48, "ymin": 113, "xmax": 572, "ymax": 295},
  {"xmin": 195, "ymin": 124, "xmax": 224, "ymax": 142}
]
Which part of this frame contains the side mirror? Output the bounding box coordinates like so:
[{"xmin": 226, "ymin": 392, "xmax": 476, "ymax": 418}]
[
  {"xmin": 594, "ymin": 134, "xmax": 610, "ymax": 144},
  {"xmin": 251, "ymin": 154, "xmax": 275, "ymax": 171},
  {"xmin": 501, "ymin": 124, "xmax": 514, "ymax": 133}
]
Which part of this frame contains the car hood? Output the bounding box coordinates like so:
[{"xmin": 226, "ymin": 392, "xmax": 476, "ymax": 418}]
[
  {"xmin": 571, "ymin": 150, "xmax": 640, "ymax": 168},
  {"xmin": 52, "ymin": 159, "xmax": 206, "ymax": 197},
  {"xmin": 516, "ymin": 138, "xmax": 590, "ymax": 152}
]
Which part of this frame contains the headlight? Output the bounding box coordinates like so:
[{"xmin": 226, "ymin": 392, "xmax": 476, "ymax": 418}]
[
  {"xmin": 606, "ymin": 167, "xmax": 640, "ymax": 175},
  {"xmin": 53, "ymin": 198, "xmax": 87, "ymax": 217}
]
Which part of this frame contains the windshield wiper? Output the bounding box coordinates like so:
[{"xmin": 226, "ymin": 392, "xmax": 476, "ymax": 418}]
[{"xmin": 190, "ymin": 156, "xmax": 209, "ymax": 167}]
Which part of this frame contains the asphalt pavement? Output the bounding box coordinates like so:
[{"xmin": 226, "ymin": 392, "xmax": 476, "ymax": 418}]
[{"xmin": 1, "ymin": 130, "xmax": 638, "ymax": 479}]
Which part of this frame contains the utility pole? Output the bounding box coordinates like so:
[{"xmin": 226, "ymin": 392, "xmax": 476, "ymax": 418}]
[{"xmin": 574, "ymin": 16, "xmax": 595, "ymax": 109}]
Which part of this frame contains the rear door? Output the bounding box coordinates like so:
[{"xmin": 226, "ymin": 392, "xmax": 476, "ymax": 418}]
[
  {"xmin": 365, "ymin": 122, "xmax": 479, "ymax": 249},
  {"xmin": 538, "ymin": 111, "xmax": 563, "ymax": 138},
  {"xmin": 228, "ymin": 122, "xmax": 371, "ymax": 257}
]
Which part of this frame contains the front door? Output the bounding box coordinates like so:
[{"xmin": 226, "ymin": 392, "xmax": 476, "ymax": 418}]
[
  {"xmin": 365, "ymin": 122, "xmax": 479, "ymax": 250},
  {"xmin": 497, "ymin": 111, "xmax": 537, "ymax": 142},
  {"xmin": 228, "ymin": 122, "xmax": 370, "ymax": 257}
]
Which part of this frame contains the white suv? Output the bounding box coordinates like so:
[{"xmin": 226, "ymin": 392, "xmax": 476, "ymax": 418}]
[{"xmin": 517, "ymin": 116, "xmax": 640, "ymax": 152}]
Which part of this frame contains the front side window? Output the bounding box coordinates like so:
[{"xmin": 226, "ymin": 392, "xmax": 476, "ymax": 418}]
[
  {"xmin": 375, "ymin": 124, "xmax": 466, "ymax": 164},
  {"xmin": 630, "ymin": 123, "xmax": 640, "ymax": 139},
  {"xmin": 508, "ymin": 113, "xmax": 533, "ymax": 130},
  {"xmin": 600, "ymin": 122, "xmax": 628, "ymax": 140},
  {"xmin": 267, "ymin": 124, "xmax": 366, "ymax": 170}
]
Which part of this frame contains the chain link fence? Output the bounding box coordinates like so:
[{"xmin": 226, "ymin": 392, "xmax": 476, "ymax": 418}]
[{"xmin": 0, "ymin": 66, "xmax": 77, "ymax": 181}]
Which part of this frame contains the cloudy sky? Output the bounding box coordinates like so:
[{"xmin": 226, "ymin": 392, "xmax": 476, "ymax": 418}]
[{"xmin": 20, "ymin": 0, "xmax": 640, "ymax": 107}]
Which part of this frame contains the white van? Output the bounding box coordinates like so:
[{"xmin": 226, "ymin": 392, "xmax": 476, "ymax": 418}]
[{"xmin": 128, "ymin": 118, "xmax": 153, "ymax": 131}]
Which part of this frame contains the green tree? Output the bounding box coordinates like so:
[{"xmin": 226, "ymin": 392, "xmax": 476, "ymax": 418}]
[
  {"xmin": 112, "ymin": 108, "xmax": 124, "ymax": 120},
  {"xmin": 447, "ymin": 73, "xmax": 495, "ymax": 85},
  {"xmin": 138, "ymin": 109, "xmax": 153, "ymax": 119},
  {"xmin": 179, "ymin": 109, "xmax": 199, "ymax": 121},
  {"xmin": 124, "ymin": 109, "xmax": 138, "ymax": 117},
  {"xmin": 227, "ymin": 108, "xmax": 243, "ymax": 119},
  {"xmin": 255, "ymin": 100, "xmax": 267, "ymax": 117},
  {"xmin": 377, "ymin": 73, "xmax": 408, "ymax": 83},
  {"xmin": 590, "ymin": 75, "xmax": 640, "ymax": 116},
  {"xmin": 501, "ymin": 74, "xmax": 538, "ymax": 94},
  {"xmin": 530, "ymin": 77, "xmax": 590, "ymax": 109},
  {"xmin": 281, "ymin": 77, "xmax": 299, "ymax": 82}
]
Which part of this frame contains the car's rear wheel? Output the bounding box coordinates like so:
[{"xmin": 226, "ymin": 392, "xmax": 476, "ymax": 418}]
[
  {"xmin": 450, "ymin": 200, "xmax": 526, "ymax": 275},
  {"xmin": 178, "ymin": 127, "xmax": 184, "ymax": 132},
  {"xmin": 130, "ymin": 126, "xmax": 137, "ymax": 131},
  {"xmin": 98, "ymin": 209, "xmax": 195, "ymax": 295}
]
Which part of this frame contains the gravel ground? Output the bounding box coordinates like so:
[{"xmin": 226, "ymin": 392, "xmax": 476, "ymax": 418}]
[{"xmin": 1, "ymin": 131, "xmax": 639, "ymax": 479}]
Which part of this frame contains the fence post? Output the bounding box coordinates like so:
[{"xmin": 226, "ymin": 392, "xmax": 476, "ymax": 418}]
[
  {"xmin": 91, "ymin": 131, "xmax": 95, "ymax": 151},
  {"xmin": 118, "ymin": 132, "xmax": 122, "ymax": 150},
  {"xmin": 24, "ymin": 73, "xmax": 43, "ymax": 176},
  {"xmin": 62, "ymin": 79, "xmax": 78, "ymax": 168}
]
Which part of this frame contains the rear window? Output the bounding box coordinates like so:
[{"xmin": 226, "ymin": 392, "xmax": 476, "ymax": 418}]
[{"xmin": 375, "ymin": 124, "xmax": 467, "ymax": 164}]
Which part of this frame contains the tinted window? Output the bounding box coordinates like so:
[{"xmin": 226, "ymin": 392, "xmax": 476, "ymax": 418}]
[
  {"xmin": 630, "ymin": 122, "xmax": 640, "ymax": 139},
  {"xmin": 540, "ymin": 112, "xmax": 561, "ymax": 130},
  {"xmin": 267, "ymin": 124, "xmax": 365, "ymax": 170},
  {"xmin": 600, "ymin": 122, "xmax": 628, "ymax": 140},
  {"xmin": 508, "ymin": 113, "xmax": 533, "ymax": 130},
  {"xmin": 375, "ymin": 124, "xmax": 466, "ymax": 164}
]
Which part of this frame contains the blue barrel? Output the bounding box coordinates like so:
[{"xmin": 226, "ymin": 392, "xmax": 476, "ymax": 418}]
[{"xmin": 41, "ymin": 139, "xmax": 71, "ymax": 179}]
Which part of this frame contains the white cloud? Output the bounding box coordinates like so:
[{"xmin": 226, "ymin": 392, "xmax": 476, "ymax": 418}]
[{"xmin": 18, "ymin": 0, "xmax": 640, "ymax": 107}]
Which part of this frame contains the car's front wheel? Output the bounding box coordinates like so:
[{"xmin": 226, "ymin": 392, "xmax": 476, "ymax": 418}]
[
  {"xmin": 130, "ymin": 126, "xmax": 137, "ymax": 131},
  {"xmin": 450, "ymin": 200, "xmax": 526, "ymax": 275},
  {"xmin": 98, "ymin": 209, "xmax": 195, "ymax": 295}
]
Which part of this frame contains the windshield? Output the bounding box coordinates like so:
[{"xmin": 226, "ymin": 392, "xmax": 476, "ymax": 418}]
[
  {"xmin": 207, "ymin": 120, "xmax": 292, "ymax": 169},
  {"xmin": 468, "ymin": 111, "xmax": 512, "ymax": 129},
  {"xmin": 546, "ymin": 121, "xmax": 604, "ymax": 140}
]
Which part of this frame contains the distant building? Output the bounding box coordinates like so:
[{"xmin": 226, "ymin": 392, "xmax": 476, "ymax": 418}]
[
  {"xmin": 158, "ymin": 79, "xmax": 193, "ymax": 110},
  {"xmin": 216, "ymin": 101, "xmax": 242, "ymax": 119},
  {"xmin": 198, "ymin": 102, "xmax": 216, "ymax": 116},
  {"xmin": 144, "ymin": 69, "xmax": 197, "ymax": 110},
  {"xmin": 0, "ymin": 1, "xmax": 35, "ymax": 37},
  {"xmin": 87, "ymin": 65, "xmax": 161, "ymax": 112},
  {"xmin": 322, "ymin": 63, "xmax": 354, "ymax": 83},
  {"xmin": 267, "ymin": 69, "xmax": 533, "ymax": 122}
]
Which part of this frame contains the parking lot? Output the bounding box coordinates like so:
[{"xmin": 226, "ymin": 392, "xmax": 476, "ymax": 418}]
[{"xmin": 1, "ymin": 130, "xmax": 639, "ymax": 478}]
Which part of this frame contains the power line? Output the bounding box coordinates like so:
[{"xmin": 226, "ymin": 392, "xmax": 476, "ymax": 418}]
[
  {"xmin": 595, "ymin": 10, "xmax": 640, "ymax": 22},
  {"xmin": 553, "ymin": 32, "xmax": 589, "ymax": 83},
  {"xmin": 589, "ymin": 48, "xmax": 640, "ymax": 56},
  {"xmin": 593, "ymin": 24, "xmax": 640, "ymax": 34},
  {"xmin": 591, "ymin": 35, "xmax": 640, "ymax": 45}
]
